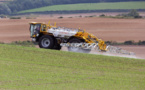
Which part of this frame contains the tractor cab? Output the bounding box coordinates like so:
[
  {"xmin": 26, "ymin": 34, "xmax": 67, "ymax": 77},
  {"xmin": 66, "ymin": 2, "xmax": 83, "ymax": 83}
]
[{"xmin": 29, "ymin": 22, "xmax": 46, "ymax": 38}]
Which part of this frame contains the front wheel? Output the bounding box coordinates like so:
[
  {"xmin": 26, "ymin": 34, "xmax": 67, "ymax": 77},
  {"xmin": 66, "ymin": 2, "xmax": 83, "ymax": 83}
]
[
  {"xmin": 53, "ymin": 43, "xmax": 62, "ymax": 50},
  {"xmin": 39, "ymin": 35, "xmax": 54, "ymax": 49},
  {"xmin": 53, "ymin": 38, "xmax": 62, "ymax": 50}
]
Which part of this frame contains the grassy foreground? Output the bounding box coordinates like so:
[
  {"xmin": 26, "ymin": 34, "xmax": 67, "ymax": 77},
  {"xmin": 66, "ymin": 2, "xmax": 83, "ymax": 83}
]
[
  {"xmin": 19, "ymin": 1, "xmax": 145, "ymax": 13},
  {"xmin": 0, "ymin": 44, "xmax": 145, "ymax": 90}
]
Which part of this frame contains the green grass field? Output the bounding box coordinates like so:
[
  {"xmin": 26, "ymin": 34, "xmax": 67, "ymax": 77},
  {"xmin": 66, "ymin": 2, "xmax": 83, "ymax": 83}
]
[
  {"xmin": 0, "ymin": 44, "xmax": 145, "ymax": 90},
  {"xmin": 19, "ymin": 1, "xmax": 145, "ymax": 13}
]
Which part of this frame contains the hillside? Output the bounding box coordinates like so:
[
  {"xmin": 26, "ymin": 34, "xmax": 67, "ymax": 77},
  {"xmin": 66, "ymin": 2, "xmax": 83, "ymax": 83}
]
[
  {"xmin": 18, "ymin": 1, "xmax": 145, "ymax": 14},
  {"xmin": 0, "ymin": 0, "xmax": 145, "ymax": 14},
  {"xmin": 0, "ymin": 0, "xmax": 12, "ymax": 3},
  {"xmin": 0, "ymin": 44, "xmax": 145, "ymax": 89}
]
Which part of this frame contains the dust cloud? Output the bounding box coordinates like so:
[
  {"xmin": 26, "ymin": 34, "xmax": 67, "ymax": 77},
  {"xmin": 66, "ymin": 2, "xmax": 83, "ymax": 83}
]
[{"xmin": 61, "ymin": 47, "xmax": 142, "ymax": 59}]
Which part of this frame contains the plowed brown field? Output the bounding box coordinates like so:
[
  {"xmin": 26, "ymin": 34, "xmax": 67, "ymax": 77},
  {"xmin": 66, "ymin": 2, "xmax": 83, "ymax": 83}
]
[{"xmin": 0, "ymin": 16, "xmax": 145, "ymax": 59}]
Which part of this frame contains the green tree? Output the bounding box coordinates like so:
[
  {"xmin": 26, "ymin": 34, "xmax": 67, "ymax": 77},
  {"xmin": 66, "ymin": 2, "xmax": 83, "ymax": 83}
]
[
  {"xmin": 128, "ymin": 9, "xmax": 139, "ymax": 17},
  {"xmin": 0, "ymin": 4, "xmax": 11, "ymax": 14}
]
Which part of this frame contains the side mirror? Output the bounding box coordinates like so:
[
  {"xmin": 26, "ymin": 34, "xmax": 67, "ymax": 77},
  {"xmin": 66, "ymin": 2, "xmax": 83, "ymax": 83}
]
[
  {"xmin": 42, "ymin": 25, "xmax": 46, "ymax": 31},
  {"xmin": 43, "ymin": 25, "xmax": 46, "ymax": 28}
]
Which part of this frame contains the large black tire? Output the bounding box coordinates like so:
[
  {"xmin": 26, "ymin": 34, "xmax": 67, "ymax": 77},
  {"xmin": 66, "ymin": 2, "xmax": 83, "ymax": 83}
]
[
  {"xmin": 53, "ymin": 38, "xmax": 62, "ymax": 50},
  {"xmin": 53, "ymin": 44, "xmax": 62, "ymax": 50},
  {"xmin": 39, "ymin": 35, "xmax": 55, "ymax": 49},
  {"xmin": 68, "ymin": 38, "xmax": 91, "ymax": 53}
]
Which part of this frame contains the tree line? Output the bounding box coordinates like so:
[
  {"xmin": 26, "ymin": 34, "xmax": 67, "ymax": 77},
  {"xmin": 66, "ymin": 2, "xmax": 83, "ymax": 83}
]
[{"xmin": 0, "ymin": 0, "xmax": 144, "ymax": 14}]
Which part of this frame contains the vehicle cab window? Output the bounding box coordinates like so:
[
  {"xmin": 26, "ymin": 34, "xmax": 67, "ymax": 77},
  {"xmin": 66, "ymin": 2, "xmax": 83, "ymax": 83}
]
[{"xmin": 30, "ymin": 24, "xmax": 41, "ymax": 37}]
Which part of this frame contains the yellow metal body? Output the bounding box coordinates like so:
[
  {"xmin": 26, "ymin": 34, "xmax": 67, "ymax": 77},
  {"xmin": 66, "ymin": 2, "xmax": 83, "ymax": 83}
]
[
  {"xmin": 29, "ymin": 22, "xmax": 107, "ymax": 51},
  {"xmin": 74, "ymin": 30, "xmax": 107, "ymax": 51}
]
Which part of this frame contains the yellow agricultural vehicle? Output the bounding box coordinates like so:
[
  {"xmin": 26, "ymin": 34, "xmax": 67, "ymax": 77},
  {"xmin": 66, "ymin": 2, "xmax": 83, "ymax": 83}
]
[
  {"xmin": 29, "ymin": 22, "xmax": 134, "ymax": 55},
  {"xmin": 29, "ymin": 22, "xmax": 107, "ymax": 53}
]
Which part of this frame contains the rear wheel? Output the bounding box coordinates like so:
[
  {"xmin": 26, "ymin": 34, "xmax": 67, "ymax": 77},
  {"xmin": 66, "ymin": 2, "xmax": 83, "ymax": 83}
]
[
  {"xmin": 39, "ymin": 35, "xmax": 54, "ymax": 49},
  {"xmin": 68, "ymin": 38, "xmax": 91, "ymax": 53},
  {"xmin": 68, "ymin": 38, "xmax": 81, "ymax": 52}
]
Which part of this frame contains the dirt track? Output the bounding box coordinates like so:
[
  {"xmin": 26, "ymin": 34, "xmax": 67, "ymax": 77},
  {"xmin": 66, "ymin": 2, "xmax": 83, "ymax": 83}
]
[{"xmin": 0, "ymin": 16, "xmax": 145, "ymax": 59}]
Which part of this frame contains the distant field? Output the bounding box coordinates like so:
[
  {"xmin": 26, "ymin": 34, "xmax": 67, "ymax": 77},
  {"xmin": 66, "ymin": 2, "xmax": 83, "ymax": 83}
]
[
  {"xmin": 0, "ymin": 44, "xmax": 145, "ymax": 90},
  {"xmin": 19, "ymin": 1, "xmax": 145, "ymax": 13}
]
